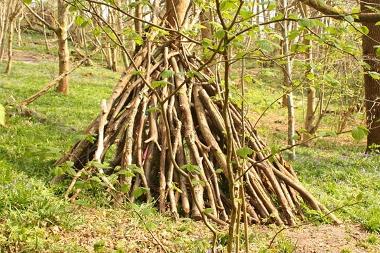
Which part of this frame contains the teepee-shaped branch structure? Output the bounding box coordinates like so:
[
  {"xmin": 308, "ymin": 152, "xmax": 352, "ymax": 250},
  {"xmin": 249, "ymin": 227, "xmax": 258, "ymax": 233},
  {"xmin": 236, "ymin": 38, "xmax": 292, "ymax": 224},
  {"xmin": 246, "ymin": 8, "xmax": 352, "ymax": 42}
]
[{"xmin": 57, "ymin": 40, "xmax": 340, "ymax": 226}]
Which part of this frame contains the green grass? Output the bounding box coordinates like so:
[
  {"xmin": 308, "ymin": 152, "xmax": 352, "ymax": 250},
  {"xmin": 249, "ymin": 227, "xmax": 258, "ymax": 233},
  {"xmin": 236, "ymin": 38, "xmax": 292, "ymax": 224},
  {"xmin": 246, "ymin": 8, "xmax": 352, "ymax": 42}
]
[
  {"xmin": 0, "ymin": 57, "xmax": 119, "ymax": 251},
  {"xmin": 294, "ymin": 142, "xmax": 380, "ymax": 233},
  {"xmin": 0, "ymin": 35, "xmax": 379, "ymax": 251}
]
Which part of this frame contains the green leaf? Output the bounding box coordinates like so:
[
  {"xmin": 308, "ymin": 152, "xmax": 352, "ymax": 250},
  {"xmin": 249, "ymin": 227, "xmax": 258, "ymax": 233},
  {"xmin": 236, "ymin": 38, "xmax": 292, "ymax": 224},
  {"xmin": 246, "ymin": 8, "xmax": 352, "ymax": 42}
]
[
  {"xmin": 128, "ymin": 164, "xmax": 144, "ymax": 175},
  {"xmin": 151, "ymin": 80, "xmax": 169, "ymax": 89},
  {"xmin": 203, "ymin": 208, "xmax": 214, "ymax": 215},
  {"xmin": 145, "ymin": 221, "xmax": 157, "ymax": 230},
  {"xmin": 298, "ymin": 18, "xmax": 313, "ymax": 28},
  {"xmin": 0, "ymin": 104, "xmax": 5, "ymax": 126},
  {"xmin": 160, "ymin": 70, "xmax": 174, "ymax": 79},
  {"xmin": 359, "ymin": 25, "xmax": 369, "ymax": 35},
  {"xmin": 270, "ymin": 145, "xmax": 281, "ymax": 156},
  {"xmin": 90, "ymin": 161, "xmax": 111, "ymax": 169},
  {"xmin": 236, "ymin": 146, "xmax": 254, "ymax": 159},
  {"xmin": 324, "ymin": 74, "xmax": 340, "ymax": 86},
  {"xmin": 54, "ymin": 161, "xmax": 75, "ymax": 176},
  {"xmin": 93, "ymin": 240, "xmax": 106, "ymax": 252},
  {"xmin": 120, "ymin": 183, "xmax": 130, "ymax": 193},
  {"xmin": 220, "ymin": 0, "xmax": 235, "ymax": 11},
  {"xmin": 131, "ymin": 70, "xmax": 143, "ymax": 76},
  {"xmin": 368, "ymin": 71, "xmax": 380, "ymax": 80},
  {"xmin": 256, "ymin": 39, "xmax": 273, "ymax": 52},
  {"xmin": 215, "ymin": 29, "xmax": 225, "ymax": 39},
  {"xmin": 267, "ymin": 2, "xmax": 276, "ymax": 11},
  {"xmin": 132, "ymin": 187, "xmax": 149, "ymax": 198},
  {"xmin": 306, "ymin": 72, "xmax": 315, "ymax": 80},
  {"xmin": 239, "ymin": 8, "xmax": 251, "ymax": 19},
  {"xmin": 344, "ymin": 15, "xmax": 355, "ymax": 23},
  {"xmin": 181, "ymin": 164, "xmax": 201, "ymax": 174},
  {"xmin": 201, "ymin": 38, "xmax": 212, "ymax": 48},
  {"xmin": 90, "ymin": 176, "xmax": 103, "ymax": 184},
  {"xmin": 52, "ymin": 166, "xmax": 66, "ymax": 177},
  {"xmin": 215, "ymin": 168, "xmax": 224, "ymax": 174},
  {"xmin": 375, "ymin": 46, "xmax": 380, "ymax": 57},
  {"xmin": 117, "ymin": 169, "xmax": 135, "ymax": 177},
  {"xmin": 271, "ymin": 13, "xmax": 284, "ymax": 21},
  {"xmin": 146, "ymin": 106, "xmax": 160, "ymax": 114},
  {"xmin": 191, "ymin": 179, "xmax": 206, "ymax": 186},
  {"xmin": 298, "ymin": 18, "xmax": 324, "ymax": 28},
  {"xmin": 75, "ymin": 16, "xmax": 85, "ymax": 26},
  {"xmin": 169, "ymin": 182, "xmax": 182, "ymax": 193},
  {"xmin": 22, "ymin": 0, "xmax": 32, "ymax": 4},
  {"xmin": 351, "ymin": 126, "xmax": 369, "ymax": 141}
]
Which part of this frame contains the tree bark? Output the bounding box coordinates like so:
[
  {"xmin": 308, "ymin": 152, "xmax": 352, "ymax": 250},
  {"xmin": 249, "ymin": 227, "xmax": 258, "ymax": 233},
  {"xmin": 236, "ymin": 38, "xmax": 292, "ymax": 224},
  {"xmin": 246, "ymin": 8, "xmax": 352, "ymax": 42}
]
[
  {"xmin": 5, "ymin": 16, "xmax": 14, "ymax": 74},
  {"xmin": 165, "ymin": 0, "xmax": 190, "ymax": 28},
  {"xmin": 361, "ymin": 0, "xmax": 380, "ymax": 152},
  {"xmin": 281, "ymin": 0, "xmax": 296, "ymax": 159},
  {"xmin": 56, "ymin": 0, "xmax": 70, "ymax": 95},
  {"xmin": 0, "ymin": 0, "xmax": 11, "ymax": 62}
]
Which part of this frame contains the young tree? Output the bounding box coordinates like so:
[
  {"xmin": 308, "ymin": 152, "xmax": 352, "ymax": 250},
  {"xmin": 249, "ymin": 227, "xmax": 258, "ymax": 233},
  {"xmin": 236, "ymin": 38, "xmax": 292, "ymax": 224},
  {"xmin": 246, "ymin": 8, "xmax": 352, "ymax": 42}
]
[
  {"xmin": 360, "ymin": 0, "xmax": 380, "ymax": 151},
  {"xmin": 24, "ymin": 0, "xmax": 71, "ymax": 94},
  {"xmin": 2, "ymin": 0, "xmax": 22, "ymax": 74}
]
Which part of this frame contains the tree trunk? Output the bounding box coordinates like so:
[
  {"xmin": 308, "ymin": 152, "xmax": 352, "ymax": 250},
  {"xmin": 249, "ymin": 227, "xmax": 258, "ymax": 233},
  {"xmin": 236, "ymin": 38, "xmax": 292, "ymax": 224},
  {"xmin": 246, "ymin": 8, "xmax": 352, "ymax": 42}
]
[
  {"xmin": 0, "ymin": 0, "xmax": 11, "ymax": 62},
  {"xmin": 16, "ymin": 10, "xmax": 23, "ymax": 47},
  {"xmin": 281, "ymin": 0, "xmax": 296, "ymax": 159},
  {"xmin": 5, "ymin": 16, "xmax": 14, "ymax": 74},
  {"xmin": 56, "ymin": 0, "xmax": 70, "ymax": 95},
  {"xmin": 361, "ymin": 0, "xmax": 380, "ymax": 152},
  {"xmin": 41, "ymin": 0, "xmax": 50, "ymax": 53},
  {"xmin": 165, "ymin": 0, "xmax": 190, "ymax": 28},
  {"xmin": 4, "ymin": 0, "xmax": 20, "ymax": 74}
]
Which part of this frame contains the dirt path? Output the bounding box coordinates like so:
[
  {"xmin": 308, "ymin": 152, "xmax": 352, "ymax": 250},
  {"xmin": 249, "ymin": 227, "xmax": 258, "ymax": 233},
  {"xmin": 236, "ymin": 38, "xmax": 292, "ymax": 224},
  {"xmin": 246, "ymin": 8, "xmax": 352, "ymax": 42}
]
[
  {"xmin": 282, "ymin": 224, "xmax": 379, "ymax": 253},
  {"xmin": 13, "ymin": 49, "xmax": 56, "ymax": 63}
]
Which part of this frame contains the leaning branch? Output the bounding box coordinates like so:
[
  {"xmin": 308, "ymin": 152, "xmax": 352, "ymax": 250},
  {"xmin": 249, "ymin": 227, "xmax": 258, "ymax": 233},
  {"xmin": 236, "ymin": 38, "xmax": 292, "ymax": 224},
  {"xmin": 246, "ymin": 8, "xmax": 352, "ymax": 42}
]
[
  {"xmin": 299, "ymin": 0, "xmax": 380, "ymax": 22},
  {"xmin": 23, "ymin": 2, "xmax": 58, "ymax": 32},
  {"xmin": 19, "ymin": 50, "xmax": 98, "ymax": 107}
]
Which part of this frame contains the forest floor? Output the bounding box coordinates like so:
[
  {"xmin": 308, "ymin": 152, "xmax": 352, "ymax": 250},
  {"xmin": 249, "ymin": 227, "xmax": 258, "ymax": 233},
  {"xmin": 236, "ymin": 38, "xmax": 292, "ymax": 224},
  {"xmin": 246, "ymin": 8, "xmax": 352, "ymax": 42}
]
[{"xmin": 0, "ymin": 37, "xmax": 379, "ymax": 252}]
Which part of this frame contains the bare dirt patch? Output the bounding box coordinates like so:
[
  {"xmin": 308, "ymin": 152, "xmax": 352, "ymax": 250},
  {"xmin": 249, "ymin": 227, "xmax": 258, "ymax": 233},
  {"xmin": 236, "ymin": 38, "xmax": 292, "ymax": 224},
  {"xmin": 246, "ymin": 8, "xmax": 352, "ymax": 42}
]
[
  {"xmin": 13, "ymin": 49, "xmax": 56, "ymax": 63},
  {"xmin": 281, "ymin": 224, "xmax": 379, "ymax": 253}
]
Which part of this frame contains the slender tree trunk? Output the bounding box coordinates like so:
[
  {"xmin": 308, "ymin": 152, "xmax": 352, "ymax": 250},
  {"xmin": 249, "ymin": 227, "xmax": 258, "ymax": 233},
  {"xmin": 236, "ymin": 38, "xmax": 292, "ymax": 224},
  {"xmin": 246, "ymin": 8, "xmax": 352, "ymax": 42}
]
[
  {"xmin": 281, "ymin": 0, "xmax": 296, "ymax": 159},
  {"xmin": 301, "ymin": 4, "xmax": 317, "ymax": 141},
  {"xmin": 4, "ymin": 0, "xmax": 20, "ymax": 74},
  {"xmin": 0, "ymin": 0, "xmax": 11, "ymax": 62},
  {"xmin": 361, "ymin": 0, "xmax": 380, "ymax": 152},
  {"xmin": 116, "ymin": 0, "xmax": 128, "ymax": 69},
  {"xmin": 165, "ymin": 0, "xmax": 190, "ymax": 28},
  {"xmin": 16, "ymin": 10, "xmax": 23, "ymax": 47},
  {"xmin": 134, "ymin": 1, "xmax": 143, "ymax": 35},
  {"xmin": 0, "ymin": 2, "xmax": 5, "ymax": 49},
  {"xmin": 56, "ymin": 0, "xmax": 70, "ymax": 94},
  {"xmin": 5, "ymin": 16, "xmax": 14, "ymax": 74},
  {"xmin": 41, "ymin": 0, "xmax": 50, "ymax": 53},
  {"xmin": 109, "ymin": 9, "xmax": 118, "ymax": 72}
]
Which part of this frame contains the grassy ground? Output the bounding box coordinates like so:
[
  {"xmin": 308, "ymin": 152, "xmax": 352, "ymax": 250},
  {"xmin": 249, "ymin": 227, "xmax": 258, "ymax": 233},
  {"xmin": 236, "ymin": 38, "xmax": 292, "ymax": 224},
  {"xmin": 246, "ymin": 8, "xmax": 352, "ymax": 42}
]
[{"xmin": 0, "ymin": 34, "xmax": 379, "ymax": 252}]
